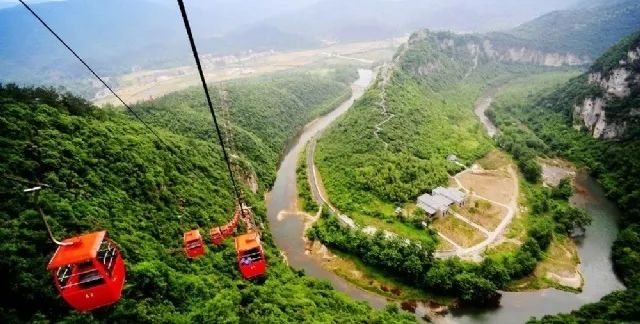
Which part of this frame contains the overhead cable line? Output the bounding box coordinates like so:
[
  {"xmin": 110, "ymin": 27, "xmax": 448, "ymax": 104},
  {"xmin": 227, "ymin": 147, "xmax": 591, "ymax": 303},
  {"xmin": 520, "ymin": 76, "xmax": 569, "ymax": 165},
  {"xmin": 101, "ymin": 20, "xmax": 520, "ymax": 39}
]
[
  {"xmin": 176, "ymin": 0, "xmax": 246, "ymax": 214},
  {"xmin": 18, "ymin": 0, "xmax": 169, "ymax": 148}
]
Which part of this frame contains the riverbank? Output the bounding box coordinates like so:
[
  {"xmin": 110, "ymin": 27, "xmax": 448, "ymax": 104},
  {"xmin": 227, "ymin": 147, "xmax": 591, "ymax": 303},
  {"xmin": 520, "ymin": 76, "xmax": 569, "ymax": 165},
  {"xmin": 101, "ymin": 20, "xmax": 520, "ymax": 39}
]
[{"xmin": 266, "ymin": 69, "xmax": 394, "ymax": 309}]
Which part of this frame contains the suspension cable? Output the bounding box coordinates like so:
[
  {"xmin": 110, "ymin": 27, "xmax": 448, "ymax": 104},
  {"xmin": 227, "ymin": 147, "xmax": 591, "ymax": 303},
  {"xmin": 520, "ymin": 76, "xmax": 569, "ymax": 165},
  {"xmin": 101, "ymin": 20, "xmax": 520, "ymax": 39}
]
[
  {"xmin": 17, "ymin": 0, "xmax": 169, "ymax": 148},
  {"xmin": 16, "ymin": 0, "xmax": 245, "ymax": 227},
  {"xmin": 25, "ymin": 187, "xmax": 73, "ymax": 246},
  {"xmin": 176, "ymin": 0, "xmax": 247, "ymax": 217}
]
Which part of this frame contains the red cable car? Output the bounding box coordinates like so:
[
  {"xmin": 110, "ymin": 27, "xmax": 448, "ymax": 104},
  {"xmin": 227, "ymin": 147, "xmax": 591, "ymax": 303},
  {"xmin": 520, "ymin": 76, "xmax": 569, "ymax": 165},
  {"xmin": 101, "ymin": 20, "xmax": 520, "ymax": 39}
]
[
  {"xmin": 220, "ymin": 223, "xmax": 234, "ymax": 237},
  {"xmin": 183, "ymin": 229, "xmax": 205, "ymax": 259},
  {"xmin": 209, "ymin": 226, "xmax": 225, "ymax": 245},
  {"xmin": 47, "ymin": 230, "xmax": 125, "ymax": 312},
  {"xmin": 235, "ymin": 232, "xmax": 266, "ymax": 279}
]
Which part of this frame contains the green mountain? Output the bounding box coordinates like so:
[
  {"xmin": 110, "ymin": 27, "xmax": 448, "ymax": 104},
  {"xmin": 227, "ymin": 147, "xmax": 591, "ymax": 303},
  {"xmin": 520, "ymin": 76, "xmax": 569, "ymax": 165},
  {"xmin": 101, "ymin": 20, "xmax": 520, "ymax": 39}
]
[
  {"xmin": 489, "ymin": 0, "xmax": 640, "ymax": 60},
  {"xmin": 486, "ymin": 31, "xmax": 640, "ymax": 323},
  {"xmin": 0, "ymin": 70, "xmax": 413, "ymax": 322}
]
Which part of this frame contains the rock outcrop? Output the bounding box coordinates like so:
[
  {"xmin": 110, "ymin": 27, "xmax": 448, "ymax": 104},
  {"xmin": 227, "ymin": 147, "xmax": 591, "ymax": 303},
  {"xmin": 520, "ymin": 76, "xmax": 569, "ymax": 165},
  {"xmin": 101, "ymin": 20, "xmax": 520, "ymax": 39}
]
[
  {"xmin": 573, "ymin": 46, "xmax": 639, "ymax": 139},
  {"xmin": 487, "ymin": 43, "xmax": 588, "ymax": 67}
]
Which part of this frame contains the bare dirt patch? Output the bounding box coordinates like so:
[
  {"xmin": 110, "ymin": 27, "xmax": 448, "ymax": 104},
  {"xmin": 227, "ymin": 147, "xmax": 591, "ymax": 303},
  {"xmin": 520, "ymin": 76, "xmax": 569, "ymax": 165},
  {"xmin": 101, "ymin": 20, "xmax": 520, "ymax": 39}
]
[
  {"xmin": 458, "ymin": 168, "xmax": 515, "ymax": 205},
  {"xmin": 454, "ymin": 197, "xmax": 507, "ymax": 231},
  {"xmin": 431, "ymin": 216, "xmax": 486, "ymax": 248},
  {"xmin": 539, "ymin": 158, "xmax": 576, "ymax": 187}
]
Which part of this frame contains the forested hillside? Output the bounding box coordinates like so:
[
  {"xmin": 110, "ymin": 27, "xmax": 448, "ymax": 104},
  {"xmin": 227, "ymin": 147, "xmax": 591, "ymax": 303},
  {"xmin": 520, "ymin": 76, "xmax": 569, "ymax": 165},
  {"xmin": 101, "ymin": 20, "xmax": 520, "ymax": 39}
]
[
  {"xmin": 131, "ymin": 69, "xmax": 356, "ymax": 189},
  {"xmin": 316, "ymin": 30, "xmax": 539, "ymax": 220},
  {"xmin": 489, "ymin": 0, "xmax": 640, "ymax": 60},
  {"xmin": 486, "ymin": 32, "xmax": 640, "ymax": 322},
  {"xmin": 311, "ymin": 29, "xmax": 590, "ymax": 306},
  {"xmin": 0, "ymin": 70, "xmax": 413, "ymax": 322}
]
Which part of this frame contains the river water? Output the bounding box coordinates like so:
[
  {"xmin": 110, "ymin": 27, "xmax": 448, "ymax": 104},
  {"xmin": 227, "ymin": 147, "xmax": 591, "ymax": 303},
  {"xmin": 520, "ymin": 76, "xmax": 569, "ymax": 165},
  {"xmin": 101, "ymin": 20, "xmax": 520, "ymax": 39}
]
[
  {"xmin": 266, "ymin": 71, "xmax": 625, "ymax": 323},
  {"xmin": 266, "ymin": 69, "xmax": 388, "ymax": 308},
  {"xmin": 446, "ymin": 172, "xmax": 625, "ymax": 323}
]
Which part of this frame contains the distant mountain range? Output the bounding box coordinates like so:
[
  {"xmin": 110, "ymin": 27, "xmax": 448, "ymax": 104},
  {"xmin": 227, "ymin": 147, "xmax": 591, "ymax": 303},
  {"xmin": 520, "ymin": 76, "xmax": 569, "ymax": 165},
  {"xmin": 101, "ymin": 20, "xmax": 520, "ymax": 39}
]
[
  {"xmin": 1, "ymin": 0, "xmax": 639, "ymax": 95},
  {"xmin": 491, "ymin": 0, "xmax": 640, "ymax": 59}
]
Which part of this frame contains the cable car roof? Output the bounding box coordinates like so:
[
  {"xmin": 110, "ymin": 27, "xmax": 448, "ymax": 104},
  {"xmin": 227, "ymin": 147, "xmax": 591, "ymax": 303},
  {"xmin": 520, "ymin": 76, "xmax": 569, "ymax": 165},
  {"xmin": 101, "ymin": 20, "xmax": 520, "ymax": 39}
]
[
  {"xmin": 235, "ymin": 232, "xmax": 260, "ymax": 251},
  {"xmin": 183, "ymin": 229, "xmax": 202, "ymax": 242},
  {"xmin": 47, "ymin": 230, "xmax": 106, "ymax": 270}
]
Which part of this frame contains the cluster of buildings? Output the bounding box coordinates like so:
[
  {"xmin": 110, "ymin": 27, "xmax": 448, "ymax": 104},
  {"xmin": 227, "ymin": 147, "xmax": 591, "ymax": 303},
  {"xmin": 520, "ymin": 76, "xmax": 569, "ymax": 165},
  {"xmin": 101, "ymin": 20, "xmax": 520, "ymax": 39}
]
[{"xmin": 417, "ymin": 187, "xmax": 467, "ymax": 218}]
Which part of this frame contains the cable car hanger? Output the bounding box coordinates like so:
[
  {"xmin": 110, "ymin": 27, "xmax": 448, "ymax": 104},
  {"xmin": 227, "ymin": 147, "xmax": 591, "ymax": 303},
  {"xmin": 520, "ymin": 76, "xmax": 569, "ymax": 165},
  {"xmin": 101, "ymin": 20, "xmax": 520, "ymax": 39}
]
[
  {"xmin": 24, "ymin": 186, "xmax": 72, "ymax": 247},
  {"xmin": 23, "ymin": 185, "xmax": 127, "ymax": 312}
]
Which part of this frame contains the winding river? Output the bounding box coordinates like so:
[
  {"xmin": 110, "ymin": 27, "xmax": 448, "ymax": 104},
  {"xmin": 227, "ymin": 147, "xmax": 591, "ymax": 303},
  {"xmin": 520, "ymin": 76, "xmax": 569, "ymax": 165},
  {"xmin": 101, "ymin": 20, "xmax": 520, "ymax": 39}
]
[{"xmin": 266, "ymin": 71, "xmax": 625, "ymax": 323}]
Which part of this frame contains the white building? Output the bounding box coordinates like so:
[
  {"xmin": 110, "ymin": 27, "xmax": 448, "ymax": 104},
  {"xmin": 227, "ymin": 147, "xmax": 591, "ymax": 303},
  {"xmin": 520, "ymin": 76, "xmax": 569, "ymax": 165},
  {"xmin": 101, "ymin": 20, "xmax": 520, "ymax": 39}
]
[
  {"xmin": 417, "ymin": 193, "xmax": 450, "ymax": 218},
  {"xmin": 416, "ymin": 187, "xmax": 467, "ymax": 218},
  {"xmin": 433, "ymin": 187, "xmax": 467, "ymax": 207}
]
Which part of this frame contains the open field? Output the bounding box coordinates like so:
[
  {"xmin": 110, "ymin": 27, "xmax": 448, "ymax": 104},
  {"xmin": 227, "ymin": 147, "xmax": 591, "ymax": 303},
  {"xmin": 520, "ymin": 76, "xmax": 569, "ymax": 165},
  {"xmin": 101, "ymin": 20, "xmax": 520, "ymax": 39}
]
[
  {"xmin": 436, "ymin": 237, "xmax": 455, "ymax": 251},
  {"xmin": 477, "ymin": 149, "xmax": 512, "ymax": 170},
  {"xmin": 95, "ymin": 37, "xmax": 404, "ymax": 105},
  {"xmin": 484, "ymin": 240, "xmax": 520, "ymax": 256},
  {"xmin": 350, "ymin": 211, "xmax": 433, "ymax": 242},
  {"xmin": 454, "ymin": 197, "xmax": 507, "ymax": 231},
  {"xmin": 458, "ymin": 168, "xmax": 515, "ymax": 205},
  {"xmin": 539, "ymin": 158, "xmax": 576, "ymax": 187},
  {"xmin": 431, "ymin": 216, "xmax": 486, "ymax": 248}
]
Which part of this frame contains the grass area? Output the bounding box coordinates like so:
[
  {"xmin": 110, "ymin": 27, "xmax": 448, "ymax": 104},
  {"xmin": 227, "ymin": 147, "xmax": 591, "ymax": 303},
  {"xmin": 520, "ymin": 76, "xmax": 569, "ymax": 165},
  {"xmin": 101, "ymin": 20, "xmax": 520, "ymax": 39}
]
[
  {"xmin": 483, "ymin": 241, "xmax": 520, "ymax": 256},
  {"xmin": 477, "ymin": 149, "xmax": 513, "ymax": 170},
  {"xmin": 431, "ymin": 215, "xmax": 486, "ymax": 248},
  {"xmin": 326, "ymin": 249, "xmax": 454, "ymax": 303},
  {"xmin": 296, "ymin": 146, "xmax": 319, "ymax": 214},
  {"xmin": 350, "ymin": 211, "xmax": 434, "ymax": 243},
  {"xmin": 454, "ymin": 197, "xmax": 506, "ymax": 231},
  {"xmin": 505, "ymin": 235, "xmax": 581, "ymax": 292},
  {"xmin": 436, "ymin": 237, "xmax": 455, "ymax": 251},
  {"xmin": 536, "ymin": 236, "xmax": 580, "ymax": 276}
]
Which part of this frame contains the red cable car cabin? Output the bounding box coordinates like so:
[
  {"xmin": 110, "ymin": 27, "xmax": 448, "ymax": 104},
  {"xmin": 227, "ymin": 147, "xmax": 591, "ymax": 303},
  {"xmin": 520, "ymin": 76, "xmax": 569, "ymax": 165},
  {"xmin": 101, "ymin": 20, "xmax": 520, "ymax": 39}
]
[
  {"xmin": 183, "ymin": 229, "xmax": 205, "ymax": 258},
  {"xmin": 235, "ymin": 232, "xmax": 266, "ymax": 279},
  {"xmin": 209, "ymin": 226, "xmax": 224, "ymax": 245},
  {"xmin": 47, "ymin": 230, "xmax": 125, "ymax": 312}
]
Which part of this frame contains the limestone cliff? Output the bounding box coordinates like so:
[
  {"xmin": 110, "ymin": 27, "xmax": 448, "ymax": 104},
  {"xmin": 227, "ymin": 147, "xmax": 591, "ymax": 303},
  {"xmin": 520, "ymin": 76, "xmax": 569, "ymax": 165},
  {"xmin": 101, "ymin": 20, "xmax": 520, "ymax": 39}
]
[
  {"xmin": 403, "ymin": 31, "xmax": 589, "ymax": 80},
  {"xmin": 573, "ymin": 43, "xmax": 640, "ymax": 139}
]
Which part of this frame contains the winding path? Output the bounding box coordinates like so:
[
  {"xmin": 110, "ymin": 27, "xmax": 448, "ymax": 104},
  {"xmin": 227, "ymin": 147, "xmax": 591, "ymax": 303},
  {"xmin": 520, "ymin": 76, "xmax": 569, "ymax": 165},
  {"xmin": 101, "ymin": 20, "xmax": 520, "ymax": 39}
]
[
  {"xmin": 306, "ymin": 87, "xmax": 518, "ymax": 259},
  {"xmin": 448, "ymin": 167, "xmax": 518, "ymax": 258},
  {"xmin": 373, "ymin": 63, "xmax": 395, "ymax": 149}
]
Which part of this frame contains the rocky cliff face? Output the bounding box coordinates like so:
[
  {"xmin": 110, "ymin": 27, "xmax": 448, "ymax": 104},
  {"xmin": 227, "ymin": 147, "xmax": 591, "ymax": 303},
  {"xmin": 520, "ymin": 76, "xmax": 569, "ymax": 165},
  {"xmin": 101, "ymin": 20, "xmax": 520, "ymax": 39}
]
[
  {"xmin": 405, "ymin": 31, "xmax": 590, "ymax": 78},
  {"xmin": 573, "ymin": 46, "xmax": 640, "ymax": 139},
  {"xmin": 481, "ymin": 40, "xmax": 589, "ymax": 67}
]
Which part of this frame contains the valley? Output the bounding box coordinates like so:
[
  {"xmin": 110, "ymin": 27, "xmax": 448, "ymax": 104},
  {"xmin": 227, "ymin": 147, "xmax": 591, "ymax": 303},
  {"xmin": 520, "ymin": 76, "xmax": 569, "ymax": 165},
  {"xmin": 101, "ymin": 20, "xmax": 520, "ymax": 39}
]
[
  {"xmin": 2, "ymin": 0, "xmax": 640, "ymax": 323},
  {"xmin": 290, "ymin": 26, "xmax": 637, "ymax": 322},
  {"xmin": 94, "ymin": 38, "xmax": 404, "ymax": 105}
]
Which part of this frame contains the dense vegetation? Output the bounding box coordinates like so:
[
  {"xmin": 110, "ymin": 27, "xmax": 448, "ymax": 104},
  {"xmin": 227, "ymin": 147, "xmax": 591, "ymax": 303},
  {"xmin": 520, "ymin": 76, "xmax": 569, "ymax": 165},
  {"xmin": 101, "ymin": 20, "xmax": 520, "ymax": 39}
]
[
  {"xmin": 0, "ymin": 70, "xmax": 415, "ymax": 322},
  {"xmin": 296, "ymin": 147, "xmax": 319, "ymax": 214},
  {"xmin": 316, "ymin": 30, "xmax": 548, "ymax": 230},
  {"xmin": 130, "ymin": 69, "xmax": 356, "ymax": 190},
  {"xmin": 308, "ymin": 194, "xmax": 560, "ymax": 306},
  {"xmin": 307, "ymin": 29, "xmax": 610, "ymax": 307},
  {"xmin": 485, "ymin": 34, "xmax": 640, "ymax": 321},
  {"xmin": 488, "ymin": 0, "xmax": 640, "ymax": 59}
]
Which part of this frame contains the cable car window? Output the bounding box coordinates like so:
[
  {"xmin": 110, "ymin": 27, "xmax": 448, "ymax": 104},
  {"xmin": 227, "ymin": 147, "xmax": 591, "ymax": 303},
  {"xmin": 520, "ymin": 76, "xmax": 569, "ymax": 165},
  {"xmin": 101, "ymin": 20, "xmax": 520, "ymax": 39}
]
[
  {"xmin": 77, "ymin": 261, "xmax": 104, "ymax": 289},
  {"xmin": 56, "ymin": 265, "xmax": 73, "ymax": 288},
  {"xmin": 97, "ymin": 240, "xmax": 118, "ymax": 275}
]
